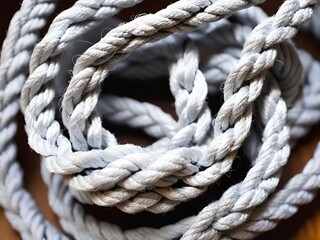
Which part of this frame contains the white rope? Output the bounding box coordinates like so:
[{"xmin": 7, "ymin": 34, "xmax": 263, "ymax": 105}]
[
  {"xmin": 0, "ymin": 0, "xmax": 66, "ymax": 239},
  {"xmin": 20, "ymin": 0, "xmax": 281, "ymax": 214},
  {"xmin": 0, "ymin": 0, "xmax": 320, "ymax": 239}
]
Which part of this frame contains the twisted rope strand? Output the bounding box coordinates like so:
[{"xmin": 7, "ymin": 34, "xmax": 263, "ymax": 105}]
[
  {"xmin": 74, "ymin": 19, "xmax": 303, "ymax": 213},
  {"xmin": 32, "ymin": 0, "xmax": 320, "ymax": 238},
  {"xmin": 1, "ymin": 0, "xmax": 320, "ymax": 239},
  {"xmin": 22, "ymin": 1, "xmax": 264, "ymax": 156},
  {"xmin": 0, "ymin": 0, "xmax": 147, "ymax": 238},
  {"xmin": 182, "ymin": 77, "xmax": 289, "ymax": 239},
  {"xmin": 109, "ymin": 7, "xmax": 267, "ymax": 80},
  {"xmin": 226, "ymin": 142, "xmax": 320, "ymax": 239},
  {"xmin": 20, "ymin": 0, "xmax": 268, "ymax": 212},
  {"xmin": 0, "ymin": 0, "xmax": 68, "ymax": 239},
  {"xmin": 19, "ymin": 0, "xmax": 318, "ymax": 216}
]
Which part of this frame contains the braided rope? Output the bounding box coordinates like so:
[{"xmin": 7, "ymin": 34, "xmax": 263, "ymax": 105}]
[
  {"xmin": 109, "ymin": 11, "xmax": 320, "ymax": 148},
  {"xmin": 37, "ymin": 31, "xmax": 288, "ymax": 238},
  {"xmin": 20, "ymin": 0, "xmax": 273, "ymax": 214},
  {"xmin": 0, "ymin": 0, "xmax": 67, "ymax": 239},
  {"xmin": 0, "ymin": 0, "xmax": 320, "ymax": 239},
  {"xmin": 23, "ymin": 0, "xmax": 315, "ymax": 214},
  {"xmin": 0, "ymin": 0, "xmax": 145, "ymax": 238},
  {"xmin": 43, "ymin": 6, "xmax": 317, "ymax": 240},
  {"xmin": 43, "ymin": 1, "xmax": 320, "ymax": 238}
]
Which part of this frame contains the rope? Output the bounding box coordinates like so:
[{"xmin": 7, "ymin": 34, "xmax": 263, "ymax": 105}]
[
  {"xmin": 0, "ymin": 0, "xmax": 319, "ymax": 239},
  {"xmin": 0, "ymin": 0, "xmax": 65, "ymax": 239}
]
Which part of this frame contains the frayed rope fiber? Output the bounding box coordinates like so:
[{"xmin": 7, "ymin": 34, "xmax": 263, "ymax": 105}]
[{"xmin": 1, "ymin": 0, "xmax": 320, "ymax": 239}]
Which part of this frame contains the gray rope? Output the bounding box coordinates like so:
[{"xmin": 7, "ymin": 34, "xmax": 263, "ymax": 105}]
[
  {"xmin": 1, "ymin": 0, "xmax": 320, "ymax": 239},
  {"xmin": 46, "ymin": 1, "xmax": 320, "ymax": 238},
  {"xmin": 19, "ymin": 0, "xmax": 276, "ymax": 214},
  {"xmin": 0, "ymin": 0, "xmax": 67, "ymax": 239}
]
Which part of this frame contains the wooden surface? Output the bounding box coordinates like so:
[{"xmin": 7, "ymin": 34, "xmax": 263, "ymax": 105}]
[{"xmin": 1, "ymin": 1, "xmax": 320, "ymax": 239}]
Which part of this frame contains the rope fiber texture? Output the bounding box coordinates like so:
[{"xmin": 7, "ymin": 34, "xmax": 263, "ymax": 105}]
[{"xmin": 0, "ymin": 0, "xmax": 320, "ymax": 239}]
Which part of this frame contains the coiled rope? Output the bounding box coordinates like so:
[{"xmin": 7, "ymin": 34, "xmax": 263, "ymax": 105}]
[{"xmin": 0, "ymin": 0, "xmax": 320, "ymax": 239}]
